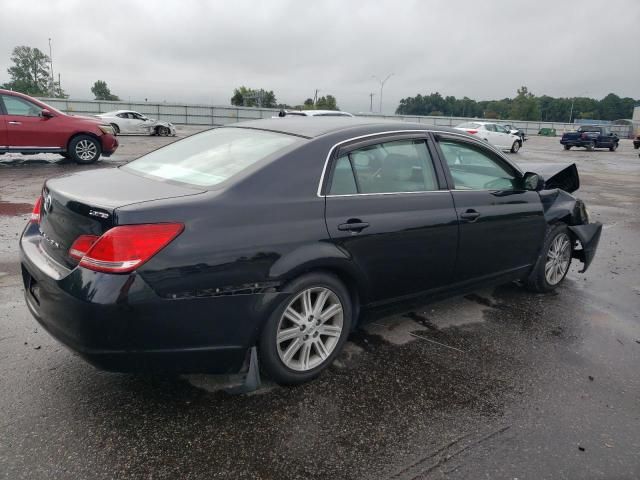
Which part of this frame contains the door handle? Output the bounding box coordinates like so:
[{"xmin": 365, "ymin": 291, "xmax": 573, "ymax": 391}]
[
  {"xmin": 460, "ymin": 209, "xmax": 481, "ymax": 222},
  {"xmin": 8, "ymin": 121, "xmax": 21, "ymax": 125},
  {"xmin": 338, "ymin": 221, "xmax": 370, "ymax": 232}
]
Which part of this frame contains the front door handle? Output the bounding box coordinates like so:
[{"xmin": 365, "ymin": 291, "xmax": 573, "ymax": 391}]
[
  {"xmin": 460, "ymin": 209, "xmax": 481, "ymax": 222},
  {"xmin": 8, "ymin": 121, "xmax": 21, "ymax": 125},
  {"xmin": 338, "ymin": 221, "xmax": 370, "ymax": 232}
]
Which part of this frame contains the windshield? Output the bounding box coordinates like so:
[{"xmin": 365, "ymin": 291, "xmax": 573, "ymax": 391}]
[{"xmin": 123, "ymin": 127, "xmax": 300, "ymax": 187}]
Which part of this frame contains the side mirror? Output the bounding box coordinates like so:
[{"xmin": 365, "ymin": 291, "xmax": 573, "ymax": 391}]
[
  {"xmin": 40, "ymin": 109, "xmax": 54, "ymax": 118},
  {"xmin": 523, "ymin": 172, "xmax": 544, "ymax": 191}
]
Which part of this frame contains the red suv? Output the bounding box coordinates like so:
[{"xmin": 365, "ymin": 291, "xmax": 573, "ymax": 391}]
[{"xmin": 0, "ymin": 89, "xmax": 118, "ymax": 164}]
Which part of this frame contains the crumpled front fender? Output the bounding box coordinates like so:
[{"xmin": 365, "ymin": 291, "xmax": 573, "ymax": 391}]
[{"xmin": 568, "ymin": 223, "xmax": 602, "ymax": 273}]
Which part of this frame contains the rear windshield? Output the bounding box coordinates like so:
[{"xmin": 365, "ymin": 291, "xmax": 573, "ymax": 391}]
[{"xmin": 123, "ymin": 127, "xmax": 299, "ymax": 187}]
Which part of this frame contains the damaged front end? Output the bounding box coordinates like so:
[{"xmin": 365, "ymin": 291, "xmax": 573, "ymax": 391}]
[{"xmin": 528, "ymin": 162, "xmax": 602, "ymax": 273}]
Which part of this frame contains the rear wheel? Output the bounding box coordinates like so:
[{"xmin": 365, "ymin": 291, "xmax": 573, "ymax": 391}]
[
  {"xmin": 68, "ymin": 135, "xmax": 101, "ymax": 164},
  {"xmin": 586, "ymin": 142, "xmax": 595, "ymax": 151},
  {"xmin": 110, "ymin": 123, "xmax": 120, "ymax": 135},
  {"xmin": 510, "ymin": 140, "xmax": 520, "ymax": 153},
  {"xmin": 526, "ymin": 224, "xmax": 573, "ymax": 293},
  {"xmin": 258, "ymin": 272, "xmax": 352, "ymax": 385},
  {"xmin": 563, "ymin": 145, "xmax": 571, "ymax": 150}
]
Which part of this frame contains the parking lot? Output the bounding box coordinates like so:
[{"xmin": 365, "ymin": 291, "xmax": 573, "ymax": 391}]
[{"xmin": 1, "ymin": 130, "xmax": 639, "ymax": 479}]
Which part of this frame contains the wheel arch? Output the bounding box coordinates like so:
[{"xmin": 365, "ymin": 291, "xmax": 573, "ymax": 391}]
[
  {"xmin": 268, "ymin": 244, "xmax": 370, "ymax": 327},
  {"xmin": 65, "ymin": 131, "xmax": 101, "ymax": 152}
]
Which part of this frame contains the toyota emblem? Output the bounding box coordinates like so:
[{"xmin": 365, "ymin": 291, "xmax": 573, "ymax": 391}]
[{"xmin": 43, "ymin": 194, "xmax": 52, "ymax": 214}]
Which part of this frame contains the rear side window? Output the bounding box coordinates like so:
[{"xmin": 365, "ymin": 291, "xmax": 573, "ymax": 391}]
[
  {"xmin": 124, "ymin": 127, "xmax": 299, "ymax": 187},
  {"xmin": 328, "ymin": 139, "xmax": 438, "ymax": 195}
]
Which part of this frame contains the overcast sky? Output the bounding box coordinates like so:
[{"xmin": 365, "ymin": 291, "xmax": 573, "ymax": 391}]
[{"xmin": 1, "ymin": 0, "xmax": 638, "ymax": 113}]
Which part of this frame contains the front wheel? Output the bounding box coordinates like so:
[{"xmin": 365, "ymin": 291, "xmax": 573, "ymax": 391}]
[
  {"xmin": 155, "ymin": 126, "xmax": 170, "ymax": 136},
  {"xmin": 586, "ymin": 142, "xmax": 595, "ymax": 151},
  {"xmin": 258, "ymin": 273, "xmax": 352, "ymax": 385},
  {"xmin": 609, "ymin": 142, "xmax": 618, "ymax": 152},
  {"xmin": 526, "ymin": 224, "xmax": 573, "ymax": 293},
  {"xmin": 510, "ymin": 140, "xmax": 521, "ymax": 153},
  {"xmin": 68, "ymin": 135, "xmax": 101, "ymax": 164}
]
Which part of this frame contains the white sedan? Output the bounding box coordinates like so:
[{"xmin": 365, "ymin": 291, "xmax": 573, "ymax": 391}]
[
  {"xmin": 96, "ymin": 110, "xmax": 176, "ymax": 136},
  {"xmin": 455, "ymin": 121, "xmax": 522, "ymax": 153}
]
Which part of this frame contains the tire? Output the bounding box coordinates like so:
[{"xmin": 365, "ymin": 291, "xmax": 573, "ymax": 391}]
[
  {"xmin": 510, "ymin": 140, "xmax": 520, "ymax": 153},
  {"xmin": 526, "ymin": 224, "xmax": 573, "ymax": 293},
  {"xmin": 586, "ymin": 142, "xmax": 595, "ymax": 151},
  {"xmin": 110, "ymin": 123, "xmax": 120, "ymax": 135},
  {"xmin": 156, "ymin": 126, "xmax": 170, "ymax": 136},
  {"xmin": 68, "ymin": 135, "xmax": 101, "ymax": 164},
  {"xmin": 609, "ymin": 142, "xmax": 618, "ymax": 152},
  {"xmin": 258, "ymin": 272, "xmax": 353, "ymax": 385},
  {"xmin": 563, "ymin": 145, "xmax": 571, "ymax": 150}
]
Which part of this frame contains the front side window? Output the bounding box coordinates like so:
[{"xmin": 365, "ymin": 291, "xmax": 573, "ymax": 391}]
[
  {"xmin": 439, "ymin": 140, "xmax": 519, "ymax": 191},
  {"xmin": 124, "ymin": 127, "xmax": 299, "ymax": 187},
  {"xmin": 328, "ymin": 139, "xmax": 438, "ymax": 195},
  {"xmin": 1, "ymin": 95, "xmax": 42, "ymax": 117}
]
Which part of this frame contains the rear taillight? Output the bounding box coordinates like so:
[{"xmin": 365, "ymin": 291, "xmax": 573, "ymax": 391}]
[
  {"xmin": 71, "ymin": 223, "xmax": 184, "ymax": 273},
  {"xmin": 30, "ymin": 196, "xmax": 43, "ymax": 223},
  {"xmin": 68, "ymin": 235, "xmax": 100, "ymax": 261},
  {"xmin": 466, "ymin": 129, "xmax": 478, "ymax": 134}
]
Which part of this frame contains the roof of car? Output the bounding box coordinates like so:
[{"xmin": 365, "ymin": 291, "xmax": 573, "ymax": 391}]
[{"xmin": 229, "ymin": 117, "xmax": 464, "ymax": 139}]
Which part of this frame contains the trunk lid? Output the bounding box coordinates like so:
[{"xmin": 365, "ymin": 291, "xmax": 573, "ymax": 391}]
[{"xmin": 38, "ymin": 168, "xmax": 204, "ymax": 268}]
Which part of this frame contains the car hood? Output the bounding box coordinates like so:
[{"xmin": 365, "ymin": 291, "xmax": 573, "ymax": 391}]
[{"xmin": 520, "ymin": 162, "xmax": 579, "ymax": 193}]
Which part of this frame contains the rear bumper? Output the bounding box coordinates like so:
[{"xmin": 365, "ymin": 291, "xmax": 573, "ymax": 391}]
[
  {"xmin": 19, "ymin": 224, "xmax": 280, "ymax": 373},
  {"xmin": 100, "ymin": 134, "xmax": 118, "ymax": 156}
]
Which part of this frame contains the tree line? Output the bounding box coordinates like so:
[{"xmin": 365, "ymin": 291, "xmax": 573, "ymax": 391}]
[
  {"xmin": 396, "ymin": 87, "xmax": 639, "ymax": 122},
  {"xmin": 230, "ymin": 86, "xmax": 339, "ymax": 111}
]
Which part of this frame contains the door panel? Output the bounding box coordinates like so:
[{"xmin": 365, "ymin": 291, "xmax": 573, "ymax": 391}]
[
  {"xmin": 1, "ymin": 94, "xmax": 64, "ymax": 148},
  {"xmin": 325, "ymin": 193, "xmax": 459, "ymax": 301},
  {"xmin": 0, "ymin": 116, "xmax": 7, "ymax": 147},
  {"xmin": 436, "ymin": 137, "xmax": 546, "ymax": 282},
  {"xmin": 451, "ymin": 190, "xmax": 546, "ymax": 280},
  {"xmin": 323, "ymin": 137, "xmax": 458, "ymax": 303}
]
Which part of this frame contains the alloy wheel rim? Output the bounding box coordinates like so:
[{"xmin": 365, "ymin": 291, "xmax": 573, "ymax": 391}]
[
  {"xmin": 545, "ymin": 233, "xmax": 571, "ymax": 285},
  {"xmin": 75, "ymin": 140, "xmax": 97, "ymax": 160},
  {"xmin": 276, "ymin": 286, "xmax": 344, "ymax": 372}
]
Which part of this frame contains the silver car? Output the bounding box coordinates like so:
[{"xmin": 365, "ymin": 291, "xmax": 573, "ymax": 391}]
[{"xmin": 96, "ymin": 110, "xmax": 176, "ymax": 136}]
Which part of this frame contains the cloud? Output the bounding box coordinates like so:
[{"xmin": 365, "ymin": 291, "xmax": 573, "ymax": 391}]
[{"xmin": 1, "ymin": 0, "xmax": 638, "ymax": 113}]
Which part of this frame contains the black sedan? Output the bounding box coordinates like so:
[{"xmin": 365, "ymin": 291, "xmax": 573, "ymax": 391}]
[{"xmin": 20, "ymin": 118, "xmax": 602, "ymax": 385}]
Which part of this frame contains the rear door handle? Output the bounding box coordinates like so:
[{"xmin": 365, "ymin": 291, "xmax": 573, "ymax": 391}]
[
  {"xmin": 8, "ymin": 121, "xmax": 21, "ymax": 125},
  {"xmin": 338, "ymin": 221, "xmax": 370, "ymax": 232},
  {"xmin": 460, "ymin": 209, "xmax": 481, "ymax": 222}
]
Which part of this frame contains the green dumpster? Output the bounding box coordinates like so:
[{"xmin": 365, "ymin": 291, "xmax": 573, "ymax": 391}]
[{"xmin": 538, "ymin": 127, "xmax": 557, "ymax": 136}]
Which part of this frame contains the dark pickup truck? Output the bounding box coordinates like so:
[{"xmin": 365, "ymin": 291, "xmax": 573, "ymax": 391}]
[{"xmin": 560, "ymin": 125, "xmax": 619, "ymax": 151}]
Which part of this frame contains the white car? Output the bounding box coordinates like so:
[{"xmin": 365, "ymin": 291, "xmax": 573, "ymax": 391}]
[
  {"xmin": 455, "ymin": 121, "xmax": 522, "ymax": 153},
  {"xmin": 276, "ymin": 109, "xmax": 354, "ymax": 118},
  {"xmin": 96, "ymin": 110, "xmax": 176, "ymax": 136}
]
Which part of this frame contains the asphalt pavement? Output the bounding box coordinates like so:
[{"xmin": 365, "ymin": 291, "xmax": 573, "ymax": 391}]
[{"xmin": 1, "ymin": 129, "xmax": 639, "ymax": 479}]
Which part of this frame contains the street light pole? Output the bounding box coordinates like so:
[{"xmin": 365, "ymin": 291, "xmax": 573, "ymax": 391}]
[
  {"xmin": 48, "ymin": 38, "xmax": 55, "ymax": 96},
  {"xmin": 372, "ymin": 73, "xmax": 393, "ymax": 114}
]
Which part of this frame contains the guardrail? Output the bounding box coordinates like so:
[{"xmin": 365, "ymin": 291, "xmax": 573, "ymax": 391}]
[{"xmin": 37, "ymin": 98, "xmax": 633, "ymax": 137}]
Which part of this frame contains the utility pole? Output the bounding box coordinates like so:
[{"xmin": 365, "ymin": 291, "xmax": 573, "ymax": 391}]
[
  {"xmin": 372, "ymin": 73, "xmax": 393, "ymax": 114},
  {"xmin": 369, "ymin": 92, "xmax": 375, "ymax": 112},
  {"xmin": 48, "ymin": 38, "xmax": 55, "ymax": 96},
  {"xmin": 313, "ymin": 89, "xmax": 320, "ymax": 106}
]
